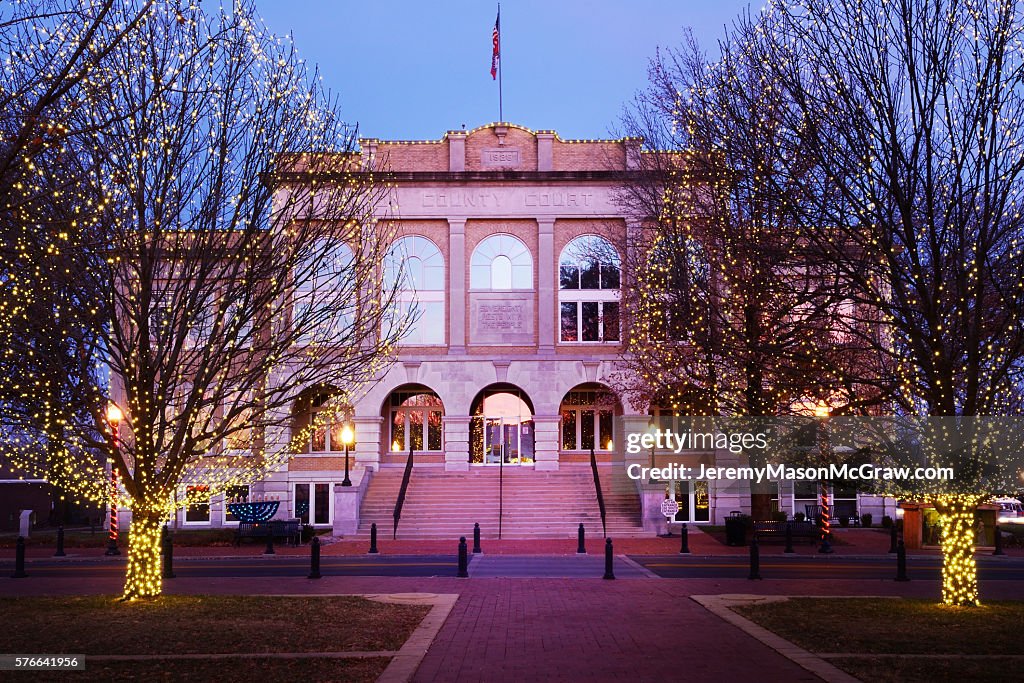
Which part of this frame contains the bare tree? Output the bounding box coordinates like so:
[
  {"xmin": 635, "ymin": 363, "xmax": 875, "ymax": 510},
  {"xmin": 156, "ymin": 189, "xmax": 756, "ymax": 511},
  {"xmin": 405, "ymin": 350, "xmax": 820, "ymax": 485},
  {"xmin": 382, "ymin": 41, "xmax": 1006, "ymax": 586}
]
[
  {"xmin": 4, "ymin": 1, "xmax": 405, "ymax": 599},
  {"xmin": 751, "ymin": 0, "xmax": 1024, "ymax": 605},
  {"xmin": 616, "ymin": 28, "xmax": 881, "ymax": 519}
]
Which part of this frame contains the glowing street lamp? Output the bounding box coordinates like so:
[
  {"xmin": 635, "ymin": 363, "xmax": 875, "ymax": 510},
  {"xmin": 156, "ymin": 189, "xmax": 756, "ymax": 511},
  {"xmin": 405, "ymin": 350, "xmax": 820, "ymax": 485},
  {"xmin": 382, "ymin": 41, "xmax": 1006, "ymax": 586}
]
[
  {"xmin": 340, "ymin": 423, "xmax": 355, "ymax": 487},
  {"xmin": 105, "ymin": 404, "xmax": 124, "ymax": 556}
]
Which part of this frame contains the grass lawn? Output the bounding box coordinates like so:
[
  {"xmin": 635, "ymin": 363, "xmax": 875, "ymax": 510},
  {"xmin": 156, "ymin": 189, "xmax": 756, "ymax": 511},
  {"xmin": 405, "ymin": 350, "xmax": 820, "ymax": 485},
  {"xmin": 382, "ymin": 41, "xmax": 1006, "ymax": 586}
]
[
  {"xmin": 0, "ymin": 595, "xmax": 430, "ymax": 681},
  {"xmin": 734, "ymin": 598, "xmax": 1024, "ymax": 683}
]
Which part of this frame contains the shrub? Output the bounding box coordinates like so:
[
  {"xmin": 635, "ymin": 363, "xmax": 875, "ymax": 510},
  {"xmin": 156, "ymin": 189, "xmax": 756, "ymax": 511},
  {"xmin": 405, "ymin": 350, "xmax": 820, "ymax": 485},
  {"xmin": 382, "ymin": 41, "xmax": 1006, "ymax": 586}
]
[
  {"xmin": 882, "ymin": 515, "xmax": 893, "ymax": 528},
  {"xmin": 793, "ymin": 512, "xmax": 806, "ymax": 523},
  {"xmin": 860, "ymin": 513, "xmax": 873, "ymax": 528},
  {"xmin": 773, "ymin": 511, "xmax": 788, "ymax": 523},
  {"xmin": 839, "ymin": 515, "xmax": 850, "ymax": 527}
]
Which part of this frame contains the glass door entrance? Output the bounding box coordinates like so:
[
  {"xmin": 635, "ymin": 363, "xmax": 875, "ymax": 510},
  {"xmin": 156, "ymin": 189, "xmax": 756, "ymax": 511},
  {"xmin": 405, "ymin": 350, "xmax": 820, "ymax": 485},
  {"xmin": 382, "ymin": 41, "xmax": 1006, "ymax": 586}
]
[
  {"xmin": 483, "ymin": 417, "xmax": 534, "ymax": 464},
  {"xmin": 470, "ymin": 389, "xmax": 535, "ymax": 465}
]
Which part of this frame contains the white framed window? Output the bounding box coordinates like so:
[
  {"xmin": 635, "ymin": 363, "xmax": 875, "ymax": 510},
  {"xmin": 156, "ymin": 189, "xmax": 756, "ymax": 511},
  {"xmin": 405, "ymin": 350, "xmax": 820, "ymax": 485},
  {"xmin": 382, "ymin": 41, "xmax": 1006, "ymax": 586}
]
[
  {"xmin": 293, "ymin": 241, "xmax": 355, "ymax": 344},
  {"xmin": 383, "ymin": 236, "xmax": 445, "ymax": 345},
  {"xmin": 669, "ymin": 480, "xmax": 711, "ymax": 523},
  {"xmin": 222, "ymin": 485, "xmax": 251, "ymax": 525},
  {"xmin": 470, "ymin": 234, "xmax": 533, "ymax": 290},
  {"xmin": 294, "ymin": 482, "xmax": 333, "ymax": 525},
  {"xmin": 183, "ymin": 485, "xmax": 211, "ymax": 525},
  {"xmin": 559, "ymin": 390, "xmax": 615, "ymax": 451},
  {"xmin": 559, "ymin": 235, "xmax": 620, "ymax": 342},
  {"xmin": 389, "ymin": 389, "xmax": 444, "ymax": 452}
]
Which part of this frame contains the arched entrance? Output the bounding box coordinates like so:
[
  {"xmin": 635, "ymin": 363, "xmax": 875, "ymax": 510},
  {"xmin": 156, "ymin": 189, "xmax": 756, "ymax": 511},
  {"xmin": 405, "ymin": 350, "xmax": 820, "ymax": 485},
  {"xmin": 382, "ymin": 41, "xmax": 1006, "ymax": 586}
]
[
  {"xmin": 469, "ymin": 384, "xmax": 535, "ymax": 465},
  {"xmin": 558, "ymin": 383, "xmax": 621, "ymax": 453},
  {"xmin": 380, "ymin": 384, "xmax": 445, "ymax": 454}
]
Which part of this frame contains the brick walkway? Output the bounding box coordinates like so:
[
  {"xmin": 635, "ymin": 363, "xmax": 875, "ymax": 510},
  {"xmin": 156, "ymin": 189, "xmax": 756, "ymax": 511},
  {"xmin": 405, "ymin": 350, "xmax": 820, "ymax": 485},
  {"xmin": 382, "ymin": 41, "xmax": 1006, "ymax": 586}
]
[{"xmin": 3, "ymin": 573, "xmax": 1022, "ymax": 681}]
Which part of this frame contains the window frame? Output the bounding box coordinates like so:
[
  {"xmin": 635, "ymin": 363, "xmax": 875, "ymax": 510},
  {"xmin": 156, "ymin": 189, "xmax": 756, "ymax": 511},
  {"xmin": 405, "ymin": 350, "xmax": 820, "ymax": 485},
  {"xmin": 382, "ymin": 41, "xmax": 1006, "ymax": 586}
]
[
  {"xmin": 558, "ymin": 235, "xmax": 621, "ymax": 344},
  {"xmin": 384, "ymin": 236, "xmax": 446, "ymax": 346}
]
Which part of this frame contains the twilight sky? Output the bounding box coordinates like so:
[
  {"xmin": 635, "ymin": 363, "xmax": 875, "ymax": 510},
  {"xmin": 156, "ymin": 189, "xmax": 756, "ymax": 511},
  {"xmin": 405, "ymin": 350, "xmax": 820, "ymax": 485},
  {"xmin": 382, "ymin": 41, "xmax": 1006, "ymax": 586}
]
[{"xmin": 256, "ymin": 1, "xmax": 763, "ymax": 142}]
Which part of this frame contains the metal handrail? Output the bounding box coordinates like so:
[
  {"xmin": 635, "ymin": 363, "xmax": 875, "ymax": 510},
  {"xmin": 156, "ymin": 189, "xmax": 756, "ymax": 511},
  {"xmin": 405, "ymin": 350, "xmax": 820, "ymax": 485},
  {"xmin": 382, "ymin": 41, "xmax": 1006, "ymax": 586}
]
[
  {"xmin": 392, "ymin": 443, "xmax": 414, "ymax": 539},
  {"xmin": 590, "ymin": 447, "xmax": 607, "ymax": 537}
]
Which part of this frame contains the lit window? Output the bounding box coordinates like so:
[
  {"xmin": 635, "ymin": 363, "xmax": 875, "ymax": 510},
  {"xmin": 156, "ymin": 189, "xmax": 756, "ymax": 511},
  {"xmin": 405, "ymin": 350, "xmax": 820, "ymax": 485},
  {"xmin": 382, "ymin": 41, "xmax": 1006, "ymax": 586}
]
[
  {"xmin": 470, "ymin": 234, "xmax": 533, "ymax": 289},
  {"xmin": 383, "ymin": 236, "xmax": 445, "ymax": 345},
  {"xmin": 559, "ymin": 236, "xmax": 620, "ymax": 342},
  {"xmin": 559, "ymin": 390, "xmax": 615, "ymax": 451},
  {"xmin": 389, "ymin": 389, "xmax": 444, "ymax": 452},
  {"xmin": 308, "ymin": 393, "xmax": 354, "ymax": 453}
]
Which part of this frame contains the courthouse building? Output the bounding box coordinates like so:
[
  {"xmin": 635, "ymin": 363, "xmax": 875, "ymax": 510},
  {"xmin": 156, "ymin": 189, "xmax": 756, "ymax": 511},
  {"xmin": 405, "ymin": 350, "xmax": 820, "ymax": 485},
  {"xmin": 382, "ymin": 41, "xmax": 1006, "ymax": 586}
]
[{"xmin": 173, "ymin": 122, "xmax": 892, "ymax": 538}]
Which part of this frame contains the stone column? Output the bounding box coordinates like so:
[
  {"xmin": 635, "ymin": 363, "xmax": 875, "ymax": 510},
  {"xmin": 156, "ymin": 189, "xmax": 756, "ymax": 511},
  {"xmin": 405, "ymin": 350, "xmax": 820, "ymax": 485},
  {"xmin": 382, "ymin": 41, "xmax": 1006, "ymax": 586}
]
[
  {"xmin": 333, "ymin": 483, "xmax": 361, "ymax": 536},
  {"xmin": 353, "ymin": 416, "xmax": 384, "ymax": 472},
  {"xmin": 537, "ymin": 218, "xmax": 555, "ymax": 353},
  {"xmin": 449, "ymin": 218, "xmax": 467, "ymax": 354},
  {"xmin": 444, "ymin": 415, "xmax": 471, "ymax": 472},
  {"xmin": 532, "ymin": 415, "xmax": 560, "ymax": 471}
]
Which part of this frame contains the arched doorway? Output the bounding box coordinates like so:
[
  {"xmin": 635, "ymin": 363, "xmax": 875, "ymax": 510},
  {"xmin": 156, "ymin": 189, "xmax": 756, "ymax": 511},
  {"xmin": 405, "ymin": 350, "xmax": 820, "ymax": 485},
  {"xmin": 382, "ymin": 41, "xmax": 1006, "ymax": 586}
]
[
  {"xmin": 381, "ymin": 384, "xmax": 445, "ymax": 454},
  {"xmin": 469, "ymin": 384, "xmax": 535, "ymax": 465},
  {"xmin": 558, "ymin": 383, "xmax": 621, "ymax": 453}
]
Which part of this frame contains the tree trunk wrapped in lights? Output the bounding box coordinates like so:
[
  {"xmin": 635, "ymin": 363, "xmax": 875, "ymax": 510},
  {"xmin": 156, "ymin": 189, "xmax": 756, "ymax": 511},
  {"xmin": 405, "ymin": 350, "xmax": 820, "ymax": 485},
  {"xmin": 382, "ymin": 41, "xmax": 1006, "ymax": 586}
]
[
  {"xmin": 0, "ymin": 1, "xmax": 409, "ymax": 599},
  {"xmin": 935, "ymin": 495, "xmax": 982, "ymax": 607},
  {"xmin": 123, "ymin": 504, "xmax": 165, "ymax": 600}
]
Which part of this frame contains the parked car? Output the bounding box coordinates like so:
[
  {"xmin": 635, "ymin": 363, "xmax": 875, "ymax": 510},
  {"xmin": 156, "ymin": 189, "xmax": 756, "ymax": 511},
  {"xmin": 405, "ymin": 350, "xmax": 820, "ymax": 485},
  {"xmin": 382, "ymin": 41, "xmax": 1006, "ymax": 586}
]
[{"xmin": 994, "ymin": 497, "xmax": 1024, "ymax": 524}]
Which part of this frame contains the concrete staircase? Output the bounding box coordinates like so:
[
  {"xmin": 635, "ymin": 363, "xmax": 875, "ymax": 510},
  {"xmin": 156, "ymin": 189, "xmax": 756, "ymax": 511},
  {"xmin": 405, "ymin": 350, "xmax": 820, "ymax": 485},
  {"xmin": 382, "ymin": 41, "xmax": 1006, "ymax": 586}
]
[{"xmin": 353, "ymin": 466, "xmax": 645, "ymax": 539}]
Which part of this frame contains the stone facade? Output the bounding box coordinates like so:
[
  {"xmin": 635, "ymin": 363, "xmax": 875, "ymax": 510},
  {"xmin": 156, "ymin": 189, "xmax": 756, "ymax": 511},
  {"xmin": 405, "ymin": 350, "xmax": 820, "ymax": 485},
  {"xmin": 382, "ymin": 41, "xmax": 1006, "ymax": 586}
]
[{"xmin": 166, "ymin": 123, "xmax": 892, "ymax": 532}]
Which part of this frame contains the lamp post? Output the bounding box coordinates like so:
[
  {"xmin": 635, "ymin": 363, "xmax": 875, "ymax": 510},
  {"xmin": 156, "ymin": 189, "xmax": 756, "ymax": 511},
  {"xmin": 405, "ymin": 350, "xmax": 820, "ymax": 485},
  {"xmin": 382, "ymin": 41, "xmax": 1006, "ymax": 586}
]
[
  {"xmin": 814, "ymin": 400, "xmax": 834, "ymax": 554},
  {"xmin": 105, "ymin": 404, "xmax": 124, "ymax": 556},
  {"xmin": 340, "ymin": 423, "xmax": 355, "ymax": 487}
]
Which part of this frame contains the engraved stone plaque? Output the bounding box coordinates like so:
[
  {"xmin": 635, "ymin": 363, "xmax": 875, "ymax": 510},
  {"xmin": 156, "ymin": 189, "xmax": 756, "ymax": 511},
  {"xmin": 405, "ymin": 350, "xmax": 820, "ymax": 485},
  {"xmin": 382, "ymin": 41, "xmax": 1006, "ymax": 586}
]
[
  {"xmin": 481, "ymin": 148, "xmax": 521, "ymax": 168},
  {"xmin": 469, "ymin": 292, "xmax": 534, "ymax": 345}
]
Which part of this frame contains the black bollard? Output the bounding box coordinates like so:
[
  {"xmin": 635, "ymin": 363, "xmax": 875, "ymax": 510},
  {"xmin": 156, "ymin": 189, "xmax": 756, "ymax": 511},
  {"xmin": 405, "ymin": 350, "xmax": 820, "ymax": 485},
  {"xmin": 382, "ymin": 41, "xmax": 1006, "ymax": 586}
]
[
  {"xmin": 895, "ymin": 539, "xmax": 910, "ymax": 581},
  {"xmin": 457, "ymin": 536, "xmax": 469, "ymax": 578},
  {"xmin": 308, "ymin": 537, "xmax": 322, "ymax": 579},
  {"xmin": 12, "ymin": 536, "xmax": 27, "ymax": 578},
  {"xmin": 473, "ymin": 522, "xmax": 482, "ymax": 554},
  {"xmin": 784, "ymin": 522, "xmax": 794, "ymax": 554},
  {"xmin": 679, "ymin": 524, "xmax": 690, "ymax": 554},
  {"xmin": 368, "ymin": 522, "xmax": 379, "ymax": 554},
  {"xmin": 577, "ymin": 523, "xmax": 586, "ymax": 554},
  {"xmin": 599, "ymin": 538, "xmax": 613, "ymax": 580},
  {"xmin": 54, "ymin": 525, "xmax": 66, "ymax": 557},
  {"xmin": 162, "ymin": 528, "xmax": 176, "ymax": 579},
  {"xmin": 264, "ymin": 526, "xmax": 275, "ymax": 555},
  {"xmin": 994, "ymin": 525, "xmax": 1005, "ymax": 556},
  {"xmin": 888, "ymin": 523, "xmax": 898, "ymax": 553},
  {"xmin": 748, "ymin": 535, "xmax": 762, "ymax": 580}
]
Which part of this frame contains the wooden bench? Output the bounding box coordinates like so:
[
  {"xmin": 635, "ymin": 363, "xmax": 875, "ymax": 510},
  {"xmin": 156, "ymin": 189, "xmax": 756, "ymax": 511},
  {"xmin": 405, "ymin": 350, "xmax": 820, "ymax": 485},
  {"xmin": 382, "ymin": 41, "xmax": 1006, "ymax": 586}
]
[
  {"xmin": 753, "ymin": 520, "xmax": 818, "ymax": 544},
  {"xmin": 234, "ymin": 520, "xmax": 301, "ymax": 546}
]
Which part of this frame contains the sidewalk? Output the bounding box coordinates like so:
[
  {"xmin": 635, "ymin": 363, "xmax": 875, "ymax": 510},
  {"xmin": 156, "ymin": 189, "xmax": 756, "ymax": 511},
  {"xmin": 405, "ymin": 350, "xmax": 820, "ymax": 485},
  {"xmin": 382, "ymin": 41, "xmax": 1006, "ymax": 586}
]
[
  {"xmin": 2, "ymin": 573, "xmax": 1021, "ymax": 681},
  {"xmin": 5, "ymin": 526, "xmax": 1020, "ymax": 561}
]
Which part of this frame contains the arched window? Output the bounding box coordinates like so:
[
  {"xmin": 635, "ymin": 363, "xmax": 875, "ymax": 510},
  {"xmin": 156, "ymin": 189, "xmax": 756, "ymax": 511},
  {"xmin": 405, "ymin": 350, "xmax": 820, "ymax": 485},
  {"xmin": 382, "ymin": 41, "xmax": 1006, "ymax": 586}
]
[
  {"xmin": 388, "ymin": 387, "xmax": 444, "ymax": 452},
  {"xmin": 559, "ymin": 386, "xmax": 618, "ymax": 451},
  {"xmin": 308, "ymin": 392, "xmax": 355, "ymax": 453},
  {"xmin": 383, "ymin": 236, "xmax": 445, "ymax": 345},
  {"xmin": 294, "ymin": 241, "xmax": 355, "ymax": 343},
  {"xmin": 470, "ymin": 234, "xmax": 533, "ymax": 289},
  {"xmin": 558, "ymin": 235, "xmax": 620, "ymax": 343}
]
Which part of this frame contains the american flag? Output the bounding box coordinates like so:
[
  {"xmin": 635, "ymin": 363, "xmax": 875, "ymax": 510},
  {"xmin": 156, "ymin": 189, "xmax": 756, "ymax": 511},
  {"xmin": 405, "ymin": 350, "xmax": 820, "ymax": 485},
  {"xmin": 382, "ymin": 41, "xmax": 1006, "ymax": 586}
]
[{"xmin": 490, "ymin": 8, "xmax": 500, "ymax": 80}]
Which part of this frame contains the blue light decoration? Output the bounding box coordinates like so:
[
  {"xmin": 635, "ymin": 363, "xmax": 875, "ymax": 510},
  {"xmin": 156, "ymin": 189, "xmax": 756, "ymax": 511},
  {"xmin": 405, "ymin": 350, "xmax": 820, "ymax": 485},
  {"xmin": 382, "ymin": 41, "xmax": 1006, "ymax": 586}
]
[{"xmin": 227, "ymin": 500, "xmax": 280, "ymax": 523}]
